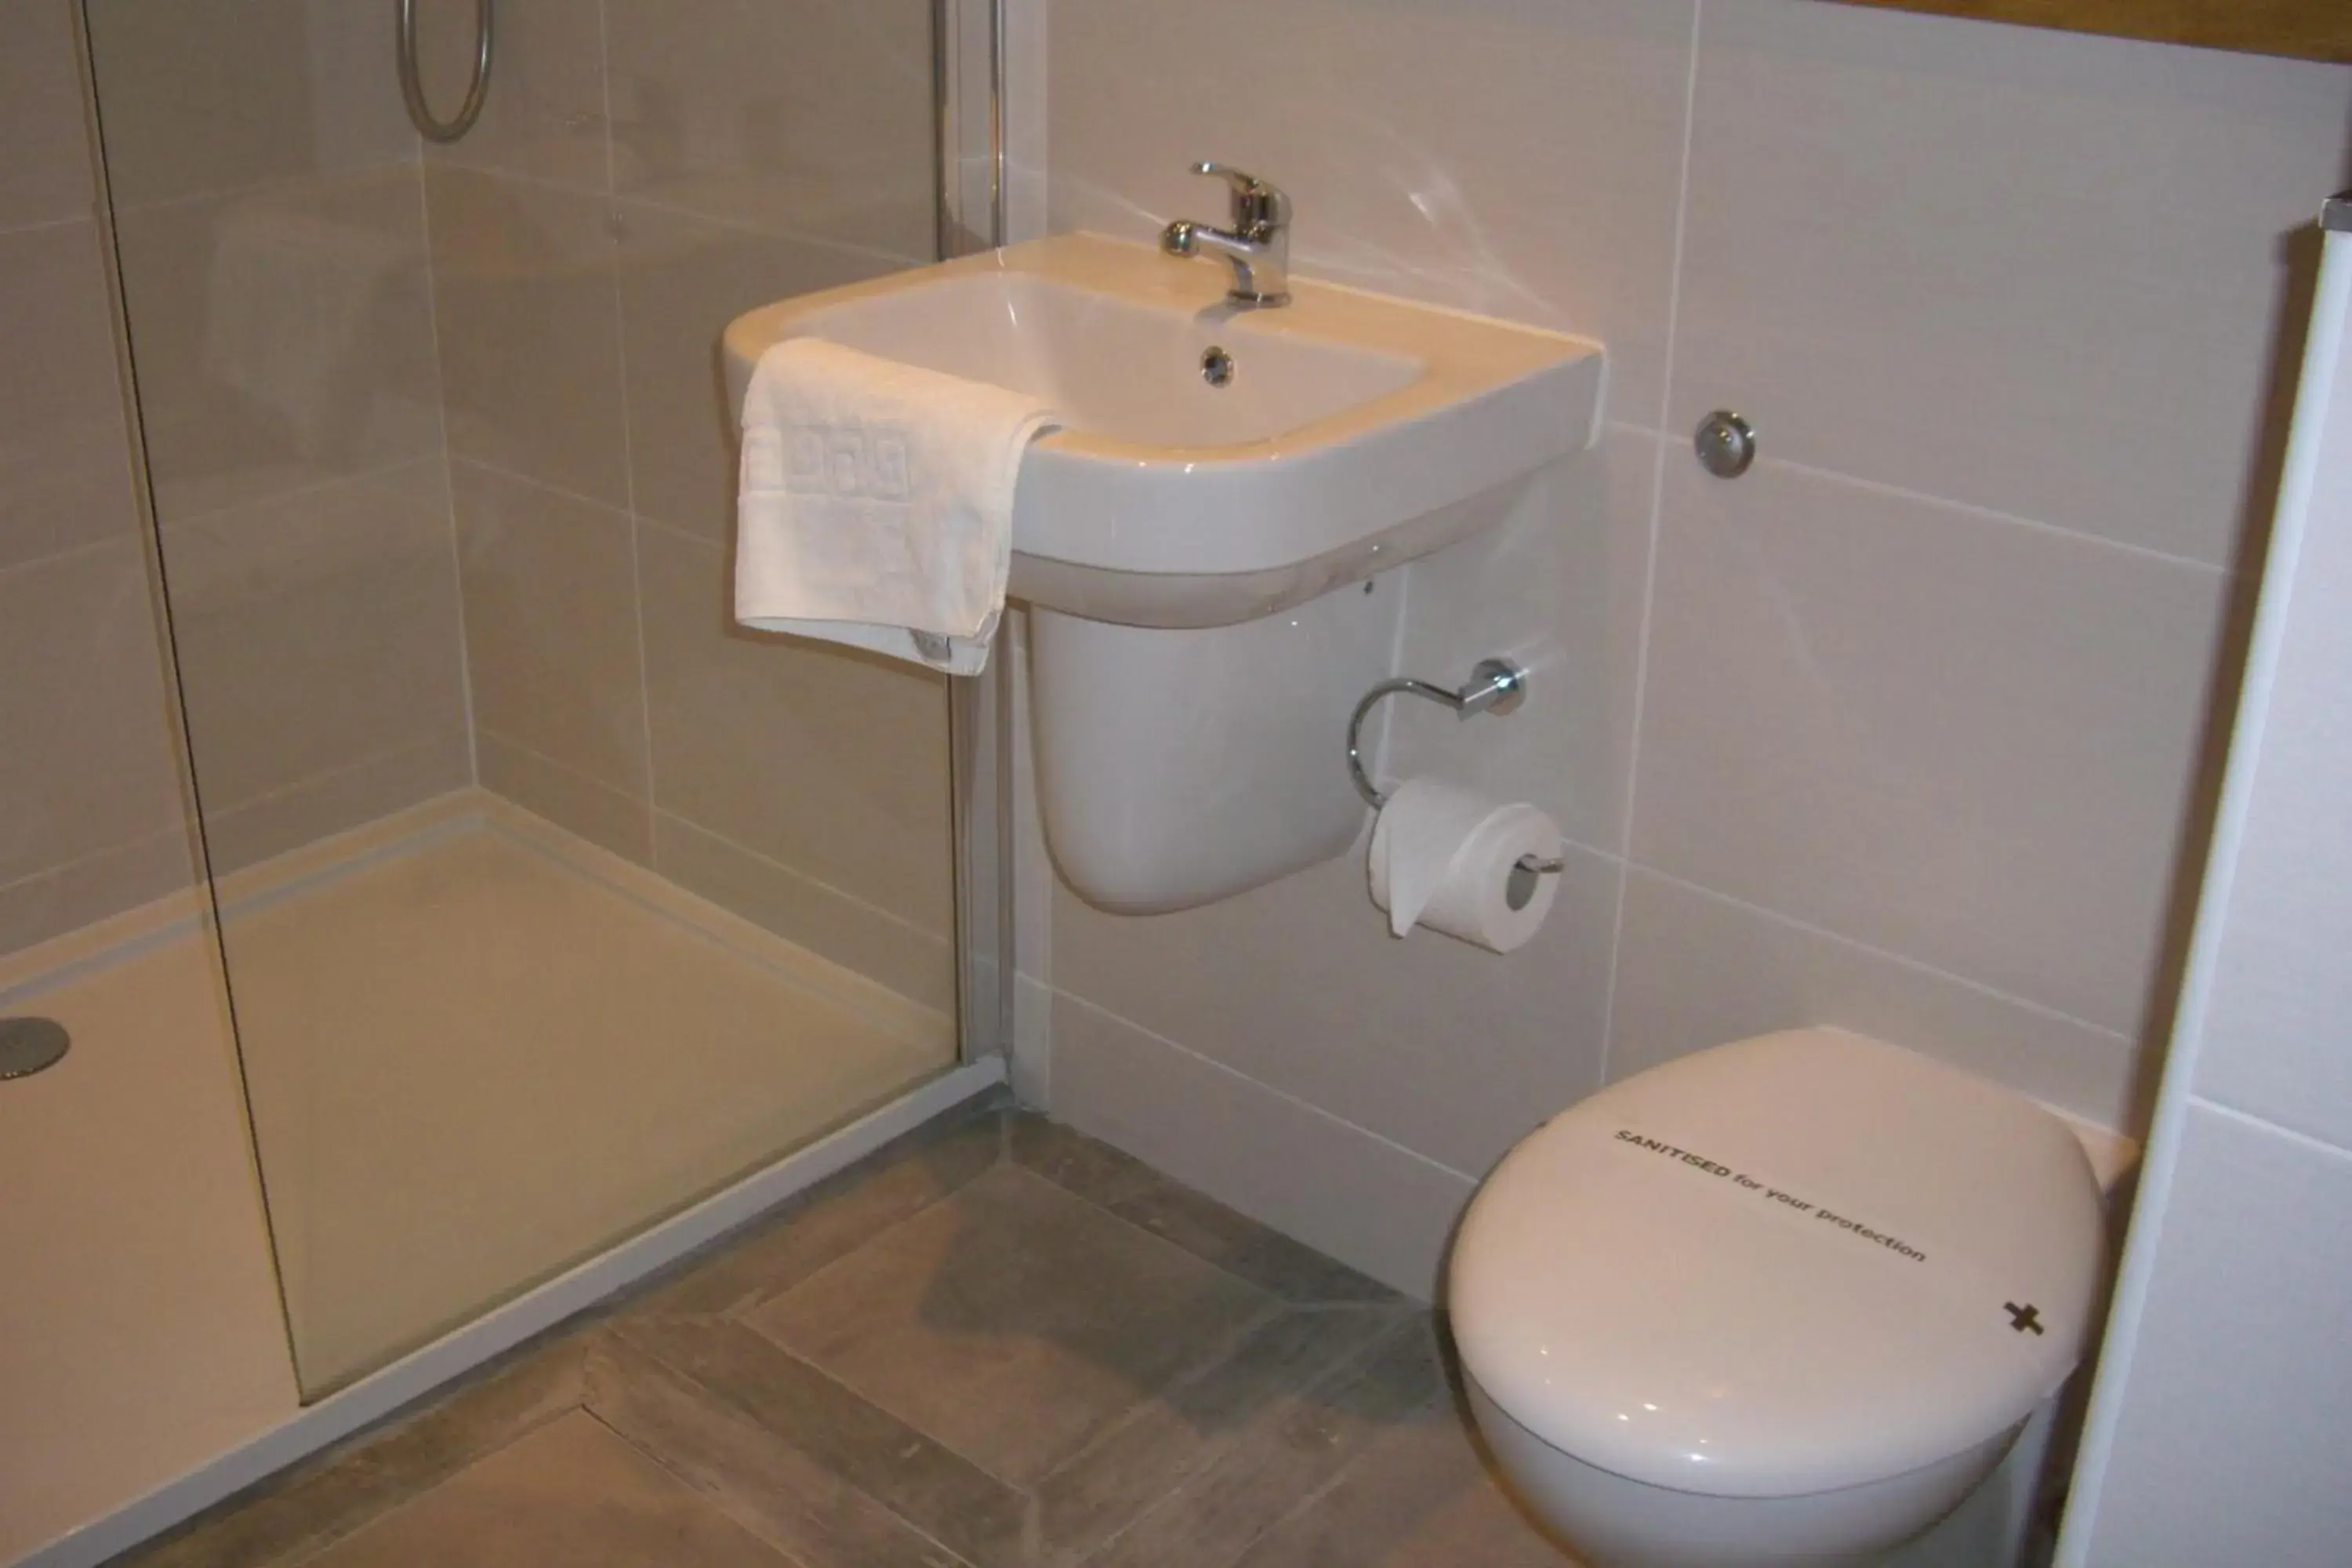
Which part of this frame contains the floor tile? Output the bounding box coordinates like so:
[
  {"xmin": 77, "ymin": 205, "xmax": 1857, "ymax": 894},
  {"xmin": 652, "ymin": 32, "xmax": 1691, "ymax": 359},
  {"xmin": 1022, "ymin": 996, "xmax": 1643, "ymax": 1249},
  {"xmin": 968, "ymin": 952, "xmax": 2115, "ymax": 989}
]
[
  {"xmin": 112, "ymin": 1107, "xmax": 1570, "ymax": 1568},
  {"xmin": 1035, "ymin": 1305, "xmax": 1407, "ymax": 1564},
  {"xmin": 1077, "ymin": 1318, "xmax": 1447, "ymax": 1568},
  {"xmin": 749, "ymin": 1163, "xmax": 1274, "ymax": 1488},
  {"xmin": 129, "ymin": 1336, "xmax": 587, "ymax": 1568},
  {"xmin": 1010, "ymin": 1117, "xmax": 1396, "ymax": 1306},
  {"xmin": 296, "ymin": 1410, "xmax": 793, "ymax": 1567},
  {"xmin": 1230, "ymin": 1387, "xmax": 1578, "ymax": 1566},
  {"xmin": 583, "ymin": 1333, "xmax": 968, "ymax": 1568},
  {"xmin": 626, "ymin": 1108, "xmax": 1004, "ymax": 1321},
  {"xmin": 615, "ymin": 1316, "xmax": 1030, "ymax": 1568}
]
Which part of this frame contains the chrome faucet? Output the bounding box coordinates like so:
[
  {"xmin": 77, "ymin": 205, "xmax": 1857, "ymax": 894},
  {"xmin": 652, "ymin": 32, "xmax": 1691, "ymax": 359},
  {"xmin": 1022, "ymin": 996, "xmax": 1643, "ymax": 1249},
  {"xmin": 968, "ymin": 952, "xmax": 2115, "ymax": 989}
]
[{"xmin": 1160, "ymin": 162, "xmax": 1291, "ymax": 307}]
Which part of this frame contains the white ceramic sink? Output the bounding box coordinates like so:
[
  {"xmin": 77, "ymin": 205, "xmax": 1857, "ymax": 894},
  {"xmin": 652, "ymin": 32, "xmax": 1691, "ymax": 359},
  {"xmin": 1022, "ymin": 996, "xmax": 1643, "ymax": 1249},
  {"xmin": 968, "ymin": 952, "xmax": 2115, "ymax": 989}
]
[{"xmin": 724, "ymin": 233, "xmax": 1604, "ymax": 628}]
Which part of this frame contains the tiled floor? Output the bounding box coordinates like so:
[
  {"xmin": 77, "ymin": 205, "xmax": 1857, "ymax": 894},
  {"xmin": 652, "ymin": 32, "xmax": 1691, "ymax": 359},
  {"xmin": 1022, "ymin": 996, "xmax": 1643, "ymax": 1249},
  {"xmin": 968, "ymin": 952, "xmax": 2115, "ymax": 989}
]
[{"xmin": 119, "ymin": 1101, "xmax": 1579, "ymax": 1567}]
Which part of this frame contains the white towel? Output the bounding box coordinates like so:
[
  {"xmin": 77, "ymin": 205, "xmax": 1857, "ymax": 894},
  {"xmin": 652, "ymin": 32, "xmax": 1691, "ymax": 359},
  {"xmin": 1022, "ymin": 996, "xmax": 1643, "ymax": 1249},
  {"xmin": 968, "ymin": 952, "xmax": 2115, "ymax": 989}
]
[{"xmin": 735, "ymin": 339, "xmax": 1058, "ymax": 675}]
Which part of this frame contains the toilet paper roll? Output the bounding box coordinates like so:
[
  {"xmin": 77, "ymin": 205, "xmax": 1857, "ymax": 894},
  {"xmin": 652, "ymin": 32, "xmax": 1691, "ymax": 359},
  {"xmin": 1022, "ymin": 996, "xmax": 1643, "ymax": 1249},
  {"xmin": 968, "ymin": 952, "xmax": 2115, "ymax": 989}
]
[{"xmin": 1368, "ymin": 778, "xmax": 1561, "ymax": 953}]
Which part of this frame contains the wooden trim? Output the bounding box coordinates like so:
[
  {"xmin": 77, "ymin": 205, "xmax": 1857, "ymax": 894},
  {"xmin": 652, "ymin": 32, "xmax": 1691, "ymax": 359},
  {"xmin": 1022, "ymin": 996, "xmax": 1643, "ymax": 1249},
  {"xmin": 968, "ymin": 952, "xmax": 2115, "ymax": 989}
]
[{"xmin": 1824, "ymin": 0, "xmax": 2352, "ymax": 65}]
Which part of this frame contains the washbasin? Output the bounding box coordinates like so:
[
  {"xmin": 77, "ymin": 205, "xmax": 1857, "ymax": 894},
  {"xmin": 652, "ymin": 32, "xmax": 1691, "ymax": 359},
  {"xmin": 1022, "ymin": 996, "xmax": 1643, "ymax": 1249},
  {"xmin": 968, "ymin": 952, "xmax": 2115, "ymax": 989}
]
[{"xmin": 724, "ymin": 232, "xmax": 1605, "ymax": 628}]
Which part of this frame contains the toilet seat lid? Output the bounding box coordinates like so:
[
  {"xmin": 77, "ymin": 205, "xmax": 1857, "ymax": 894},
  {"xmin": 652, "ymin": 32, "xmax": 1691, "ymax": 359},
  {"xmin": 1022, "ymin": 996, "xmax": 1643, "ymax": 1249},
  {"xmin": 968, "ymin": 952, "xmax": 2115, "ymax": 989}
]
[{"xmin": 1449, "ymin": 1029, "xmax": 2105, "ymax": 1500}]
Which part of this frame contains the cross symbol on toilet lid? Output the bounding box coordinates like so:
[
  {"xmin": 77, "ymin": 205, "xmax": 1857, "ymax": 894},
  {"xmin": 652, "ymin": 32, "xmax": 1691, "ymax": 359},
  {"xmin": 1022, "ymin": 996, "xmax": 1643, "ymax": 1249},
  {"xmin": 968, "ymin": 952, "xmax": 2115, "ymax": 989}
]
[{"xmin": 2005, "ymin": 1302, "xmax": 2045, "ymax": 1336}]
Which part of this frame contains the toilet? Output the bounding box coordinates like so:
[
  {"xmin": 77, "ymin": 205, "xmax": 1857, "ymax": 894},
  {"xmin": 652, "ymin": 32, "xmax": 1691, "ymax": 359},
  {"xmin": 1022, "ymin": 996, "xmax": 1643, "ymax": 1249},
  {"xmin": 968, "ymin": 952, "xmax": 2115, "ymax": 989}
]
[{"xmin": 1450, "ymin": 1028, "xmax": 2120, "ymax": 1568}]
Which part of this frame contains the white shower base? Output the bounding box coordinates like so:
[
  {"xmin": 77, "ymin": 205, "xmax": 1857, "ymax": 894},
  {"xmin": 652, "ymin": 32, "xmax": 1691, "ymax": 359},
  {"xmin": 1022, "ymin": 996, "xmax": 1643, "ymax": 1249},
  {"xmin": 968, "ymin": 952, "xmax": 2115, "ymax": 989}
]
[{"xmin": 0, "ymin": 789, "xmax": 964, "ymax": 1565}]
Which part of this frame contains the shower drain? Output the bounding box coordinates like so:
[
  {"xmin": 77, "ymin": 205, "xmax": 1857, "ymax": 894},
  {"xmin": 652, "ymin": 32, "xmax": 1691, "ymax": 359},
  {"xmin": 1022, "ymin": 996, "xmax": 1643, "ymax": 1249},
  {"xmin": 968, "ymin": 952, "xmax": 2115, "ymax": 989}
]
[{"xmin": 0, "ymin": 1017, "xmax": 71, "ymax": 1080}]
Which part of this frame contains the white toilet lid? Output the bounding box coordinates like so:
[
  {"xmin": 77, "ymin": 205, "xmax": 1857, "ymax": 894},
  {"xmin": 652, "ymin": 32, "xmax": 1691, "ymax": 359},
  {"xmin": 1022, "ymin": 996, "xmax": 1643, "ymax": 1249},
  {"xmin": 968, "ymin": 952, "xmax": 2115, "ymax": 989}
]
[{"xmin": 1450, "ymin": 1029, "xmax": 2105, "ymax": 1500}]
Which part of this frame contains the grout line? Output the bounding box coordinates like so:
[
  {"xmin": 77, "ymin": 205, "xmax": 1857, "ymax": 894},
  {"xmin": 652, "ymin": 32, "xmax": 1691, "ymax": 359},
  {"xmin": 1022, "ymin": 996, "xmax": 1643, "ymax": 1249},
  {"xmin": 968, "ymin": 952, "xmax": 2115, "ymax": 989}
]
[
  {"xmin": 635, "ymin": 509, "xmax": 728, "ymax": 549},
  {"xmin": 1542, "ymin": 418, "xmax": 2240, "ymax": 584},
  {"xmin": 427, "ymin": 154, "xmax": 931, "ymax": 276},
  {"xmin": 96, "ymin": 156, "xmax": 423, "ymax": 224},
  {"xmin": 1025, "ymin": 1295, "xmax": 1290, "ymax": 1493},
  {"xmin": 577, "ymin": 1403, "xmax": 855, "ymax": 1568},
  {"xmin": 595, "ymin": 0, "xmax": 621, "ymax": 204},
  {"xmin": 413, "ymin": 158, "xmax": 481, "ymax": 786},
  {"xmin": 1054, "ymin": 990, "xmax": 1481, "ymax": 1187},
  {"xmin": 201, "ymin": 735, "xmax": 466, "ymax": 833},
  {"xmin": 708, "ymin": 1138, "xmax": 1000, "ymax": 1325},
  {"xmin": 1754, "ymin": 450, "xmax": 2237, "ymax": 576},
  {"xmin": 650, "ymin": 807, "xmax": 953, "ymax": 953},
  {"xmin": 149, "ymin": 451, "xmax": 448, "ymax": 536},
  {"xmin": 477, "ymin": 728, "xmax": 648, "ymax": 815},
  {"xmin": 1599, "ymin": 0, "xmax": 1706, "ymax": 1089},
  {"xmin": 596, "ymin": 0, "xmax": 662, "ymax": 869},
  {"xmin": 2190, "ymin": 1093, "xmax": 2352, "ymax": 1165},
  {"xmin": 1222, "ymin": 1428, "xmax": 1396, "ymax": 1568},
  {"xmin": 446, "ymin": 450, "xmax": 634, "ymax": 524},
  {"xmin": 0, "ymin": 209, "xmax": 102, "ymax": 240},
  {"xmin": 1648, "ymin": 0, "xmax": 1704, "ymax": 441},
  {"xmin": 0, "ymin": 524, "xmax": 149, "ymax": 583},
  {"xmin": 1628, "ymin": 860, "xmax": 2143, "ymax": 1047},
  {"xmin": 1074, "ymin": 1311, "xmax": 1425, "ymax": 1568},
  {"xmin": 0, "ymin": 822, "xmax": 189, "ymax": 902}
]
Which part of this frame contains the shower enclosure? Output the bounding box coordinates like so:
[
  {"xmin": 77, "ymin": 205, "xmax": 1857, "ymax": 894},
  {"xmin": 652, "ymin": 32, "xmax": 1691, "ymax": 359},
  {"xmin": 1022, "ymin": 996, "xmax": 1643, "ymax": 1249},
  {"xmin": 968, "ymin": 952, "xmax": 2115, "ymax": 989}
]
[{"xmin": 0, "ymin": 2, "xmax": 1005, "ymax": 1560}]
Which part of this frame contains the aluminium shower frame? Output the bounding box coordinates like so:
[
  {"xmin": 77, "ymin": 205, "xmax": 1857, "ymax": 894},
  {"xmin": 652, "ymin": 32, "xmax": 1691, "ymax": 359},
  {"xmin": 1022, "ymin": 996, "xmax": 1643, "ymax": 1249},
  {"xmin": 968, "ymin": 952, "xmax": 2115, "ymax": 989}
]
[{"xmin": 938, "ymin": 0, "xmax": 1020, "ymax": 1076}]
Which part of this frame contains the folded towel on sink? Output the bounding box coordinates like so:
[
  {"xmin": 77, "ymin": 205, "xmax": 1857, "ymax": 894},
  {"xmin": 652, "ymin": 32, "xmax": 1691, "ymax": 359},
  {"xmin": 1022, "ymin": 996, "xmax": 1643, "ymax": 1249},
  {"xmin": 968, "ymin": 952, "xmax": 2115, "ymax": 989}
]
[{"xmin": 735, "ymin": 338, "xmax": 1058, "ymax": 675}]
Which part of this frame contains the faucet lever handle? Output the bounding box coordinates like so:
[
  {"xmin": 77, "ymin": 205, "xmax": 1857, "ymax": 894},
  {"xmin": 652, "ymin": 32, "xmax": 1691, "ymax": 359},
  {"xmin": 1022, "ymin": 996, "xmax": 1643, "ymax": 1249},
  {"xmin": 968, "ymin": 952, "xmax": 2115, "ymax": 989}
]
[{"xmin": 1189, "ymin": 161, "xmax": 1290, "ymax": 234}]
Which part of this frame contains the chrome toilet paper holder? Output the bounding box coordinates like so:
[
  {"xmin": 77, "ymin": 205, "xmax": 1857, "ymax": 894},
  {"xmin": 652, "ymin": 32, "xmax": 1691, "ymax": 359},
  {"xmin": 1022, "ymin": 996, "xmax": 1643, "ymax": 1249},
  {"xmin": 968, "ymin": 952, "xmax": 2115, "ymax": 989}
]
[{"xmin": 1346, "ymin": 657, "xmax": 1565, "ymax": 878}]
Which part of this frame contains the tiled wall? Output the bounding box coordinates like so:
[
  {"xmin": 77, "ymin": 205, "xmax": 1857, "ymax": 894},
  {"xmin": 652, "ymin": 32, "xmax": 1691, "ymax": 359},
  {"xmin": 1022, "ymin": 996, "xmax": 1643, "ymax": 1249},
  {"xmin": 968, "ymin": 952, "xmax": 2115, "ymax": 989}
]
[
  {"xmin": 86, "ymin": 0, "xmax": 470, "ymax": 874},
  {"xmin": 6, "ymin": 0, "xmax": 958, "ymax": 1007},
  {"xmin": 0, "ymin": 0, "xmax": 194, "ymax": 956},
  {"xmin": 412, "ymin": 0, "xmax": 960, "ymax": 1010},
  {"xmin": 1037, "ymin": 0, "xmax": 2352, "ymax": 1292},
  {"xmin": 2056, "ymin": 252, "xmax": 2352, "ymax": 1566}
]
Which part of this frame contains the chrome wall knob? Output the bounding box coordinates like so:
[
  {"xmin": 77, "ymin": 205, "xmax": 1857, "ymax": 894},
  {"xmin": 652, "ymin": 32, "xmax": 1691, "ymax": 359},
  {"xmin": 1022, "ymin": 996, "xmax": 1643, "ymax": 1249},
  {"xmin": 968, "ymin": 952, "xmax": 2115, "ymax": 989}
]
[{"xmin": 1695, "ymin": 410, "xmax": 1758, "ymax": 479}]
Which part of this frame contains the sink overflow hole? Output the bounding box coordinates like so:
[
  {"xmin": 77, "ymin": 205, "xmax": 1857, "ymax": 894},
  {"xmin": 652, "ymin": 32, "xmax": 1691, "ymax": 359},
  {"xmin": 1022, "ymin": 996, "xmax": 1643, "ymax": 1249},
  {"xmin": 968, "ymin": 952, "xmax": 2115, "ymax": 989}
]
[
  {"xmin": 1200, "ymin": 347, "xmax": 1235, "ymax": 387},
  {"xmin": 0, "ymin": 1017, "xmax": 71, "ymax": 1080}
]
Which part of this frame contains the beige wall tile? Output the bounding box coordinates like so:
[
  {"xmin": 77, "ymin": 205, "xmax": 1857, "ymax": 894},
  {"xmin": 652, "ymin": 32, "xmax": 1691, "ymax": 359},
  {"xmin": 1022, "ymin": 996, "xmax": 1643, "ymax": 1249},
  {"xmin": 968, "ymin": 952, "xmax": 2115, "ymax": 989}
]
[
  {"xmin": 637, "ymin": 521, "xmax": 955, "ymax": 941},
  {"xmin": 0, "ymin": 829, "xmax": 192, "ymax": 959},
  {"xmin": 1609, "ymin": 866, "xmax": 2148, "ymax": 1131},
  {"xmin": 111, "ymin": 169, "xmax": 445, "ymax": 525},
  {"xmin": 0, "ymin": 0, "xmax": 96, "ymax": 227},
  {"xmin": 162, "ymin": 459, "xmax": 469, "ymax": 818},
  {"xmin": 0, "ymin": 539, "xmax": 186, "ymax": 887},
  {"xmin": 80, "ymin": 0, "xmax": 414, "ymax": 212},
  {"xmin": 0, "ymin": 220, "xmax": 142, "ymax": 571},
  {"xmin": 426, "ymin": 165, "xmax": 631, "ymax": 507},
  {"xmin": 1051, "ymin": 993, "xmax": 1477, "ymax": 1298},
  {"xmin": 1632, "ymin": 455, "xmax": 2230, "ymax": 1042},
  {"xmin": 2068, "ymin": 1103, "xmax": 2352, "ymax": 1566},
  {"xmin": 617, "ymin": 200, "xmax": 910, "ymax": 540},
  {"xmin": 1389, "ymin": 425, "xmax": 1659, "ymax": 857},
  {"xmin": 1054, "ymin": 844, "xmax": 1622, "ymax": 1179},
  {"xmin": 201, "ymin": 735, "xmax": 470, "ymax": 874},
  {"xmin": 653, "ymin": 813, "xmax": 955, "ymax": 1014},
  {"xmin": 417, "ymin": 0, "xmax": 610, "ymax": 193},
  {"xmin": 1030, "ymin": 0, "xmax": 2347, "ymax": 1243},
  {"xmin": 1674, "ymin": 0, "xmax": 2352, "ymax": 567},
  {"xmin": 1047, "ymin": 0, "xmax": 1695, "ymax": 425},
  {"xmin": 2180, "ymin": 425, "xmax": 2352, "ymax": 1151},
  {"xmin": 82, "ymin": 0, "xmax": 414, "ymax": 210},
  {"xmin": 454, "ymin": 461, "xmax": 649, "ymax": 799},
  {"xmin": 604, "ymin": 0, "xmax": 938, "ymax": 260},
  {"xmin": 479, "ymin": 734, "xmax": 653, "ymax": 866}
]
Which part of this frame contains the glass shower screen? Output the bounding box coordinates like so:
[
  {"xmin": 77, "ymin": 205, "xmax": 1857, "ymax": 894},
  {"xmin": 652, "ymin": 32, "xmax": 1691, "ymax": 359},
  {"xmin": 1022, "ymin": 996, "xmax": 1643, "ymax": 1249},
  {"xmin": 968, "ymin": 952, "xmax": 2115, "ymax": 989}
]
[{"xmin": 84, "ymin": 0, "xmax": 962, "ymax": 1396}]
